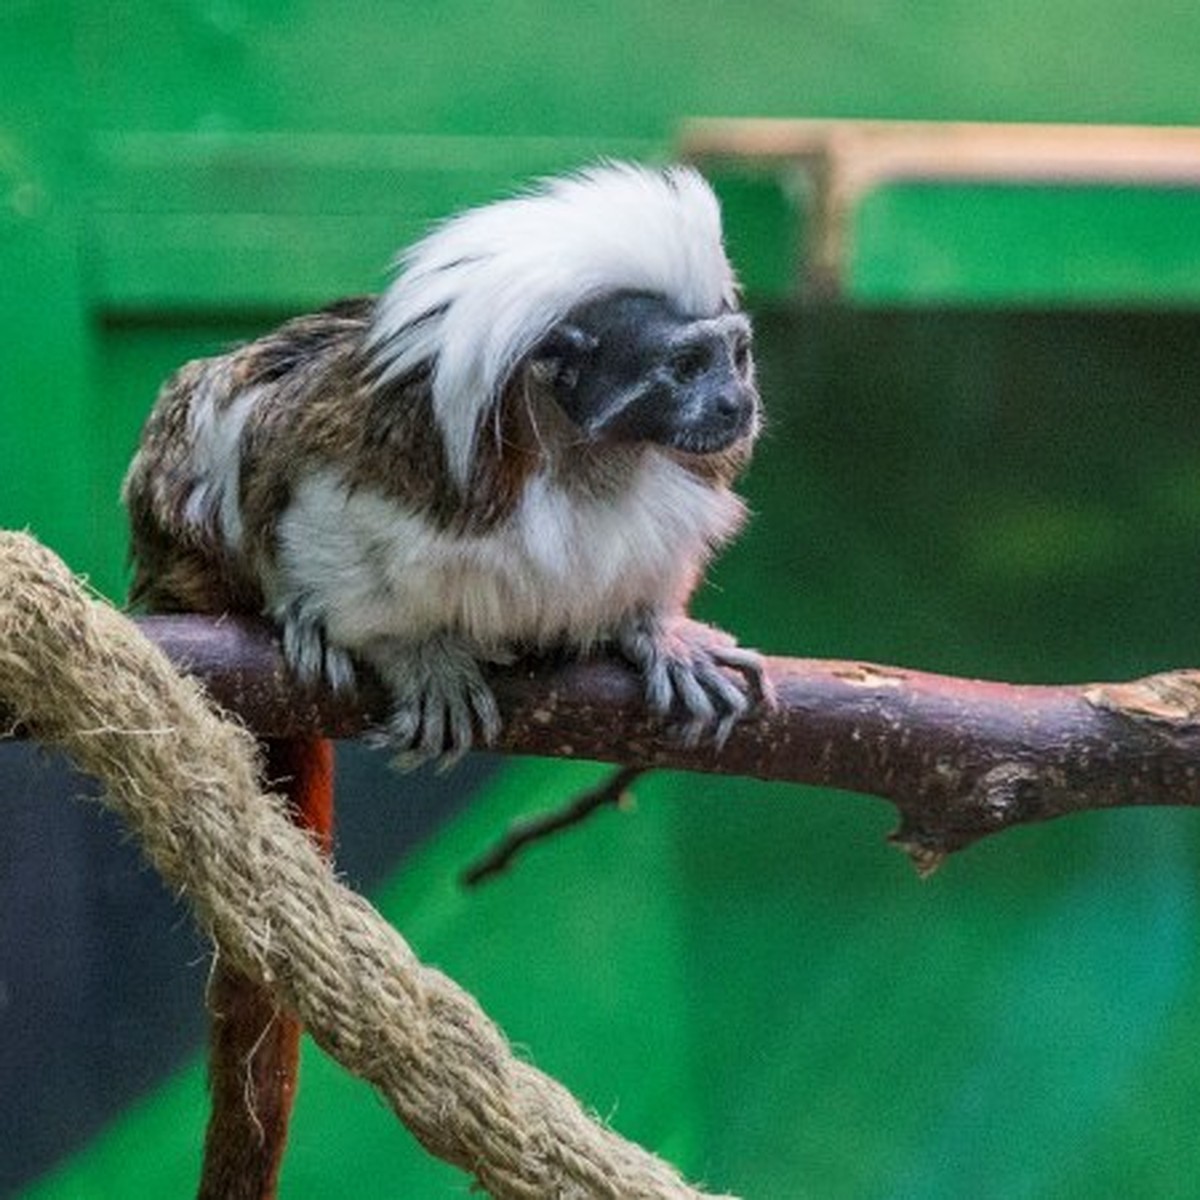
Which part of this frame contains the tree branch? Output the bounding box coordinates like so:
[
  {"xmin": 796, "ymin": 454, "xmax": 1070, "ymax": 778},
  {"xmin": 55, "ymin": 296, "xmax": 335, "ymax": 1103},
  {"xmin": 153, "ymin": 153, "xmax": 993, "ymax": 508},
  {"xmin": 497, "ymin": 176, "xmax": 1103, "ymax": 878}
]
[{"xmin": 14, "ymin": 614, "xmax": 1200, "ymax": 868}]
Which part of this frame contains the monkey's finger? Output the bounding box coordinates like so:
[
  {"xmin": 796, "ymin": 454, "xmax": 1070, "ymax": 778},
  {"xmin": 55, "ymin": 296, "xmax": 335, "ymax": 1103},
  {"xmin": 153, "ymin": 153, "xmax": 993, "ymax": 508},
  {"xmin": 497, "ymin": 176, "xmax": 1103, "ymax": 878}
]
[
  {"xmin": 693, "ymin": 657, "xmax": 751, "ymax": 717},
  {"xmin": 712, "ymin": 645, "xmax": 776, "ymax": 708},
  {"xmin": 323, "ymin": 643, "xmax": 358, "ymax": 695},
  {"xmin": 388, "ymin": 718, "xmax": 433, "ymax": 772},
  {"xmin": 638, "ymin": 654, "xmax": 674, "ymax": 714},
  {"xmin": 444, "ymin": 687, "xmax": 475, "ymax": 759},
  {"xmin": 282, "ymin": 617, "xmax": 324, "ymax": 685},
  {"xmin": 418, "ymin": 691, "xmax": 447, "ymax": 761},
  {"xmin": 430, "ymin": 683, "xmax": 480, "ymax": 772},
  {"xmin": 392, "ymin": 750, "xmax": 430, "ymax": 772},
  {"xmin": 385, "ymin": 702, "xmax": 422, "ymax": 753},
  {"xmin": 713, "ymin": 711, "xmax": 739, "ymax": 749},
  {"xmin": 617, "ymin": 621, "xmax": 674, "ymax": 714},
  {"xmin": 693, "ymin": 660, "xmax": 750, "ymax": 748},
  {"xmin": 667, "ymin": 660, "xmax": 717, "ymax": 747},
  {"xmin": 467, "ymin": 678, "xmax": 502, "ymax": 747}
]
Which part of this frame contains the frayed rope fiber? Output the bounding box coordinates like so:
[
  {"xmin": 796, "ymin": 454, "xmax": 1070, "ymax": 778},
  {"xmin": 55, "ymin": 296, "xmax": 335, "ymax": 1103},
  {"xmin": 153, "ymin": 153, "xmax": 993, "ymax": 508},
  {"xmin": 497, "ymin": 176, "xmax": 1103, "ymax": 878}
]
[{"xmin": 0, "ymin": 531, "xmax": 730, "ymax": 1199}]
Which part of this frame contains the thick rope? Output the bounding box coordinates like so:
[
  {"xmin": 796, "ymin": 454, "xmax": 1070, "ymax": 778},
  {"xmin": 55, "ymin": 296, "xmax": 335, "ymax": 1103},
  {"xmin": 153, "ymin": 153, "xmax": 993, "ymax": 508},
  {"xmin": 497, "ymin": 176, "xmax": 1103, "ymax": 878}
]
[{"xmin": 0, "ymin": 531, "xmax": 730, "ymax": 1200}]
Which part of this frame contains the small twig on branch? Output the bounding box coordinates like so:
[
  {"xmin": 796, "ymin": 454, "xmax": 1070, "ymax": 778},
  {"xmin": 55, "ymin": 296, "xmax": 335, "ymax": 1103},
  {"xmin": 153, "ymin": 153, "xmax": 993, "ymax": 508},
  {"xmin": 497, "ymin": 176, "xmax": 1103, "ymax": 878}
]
[
  {"xmin": 9, "ymin": 613, "xmax": 1200, "ymax": 869},
  {"xmin": 461, "ymin": 765, "xmax": 647, "ymax": 887}
]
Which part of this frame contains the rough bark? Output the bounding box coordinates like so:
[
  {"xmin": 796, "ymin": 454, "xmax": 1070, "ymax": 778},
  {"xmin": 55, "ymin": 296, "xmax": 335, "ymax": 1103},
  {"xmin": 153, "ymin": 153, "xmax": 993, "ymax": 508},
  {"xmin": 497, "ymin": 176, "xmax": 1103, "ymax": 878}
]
[{"xmin": 71, "ymin": 616, "xmax": 1200, "ymax": 869}]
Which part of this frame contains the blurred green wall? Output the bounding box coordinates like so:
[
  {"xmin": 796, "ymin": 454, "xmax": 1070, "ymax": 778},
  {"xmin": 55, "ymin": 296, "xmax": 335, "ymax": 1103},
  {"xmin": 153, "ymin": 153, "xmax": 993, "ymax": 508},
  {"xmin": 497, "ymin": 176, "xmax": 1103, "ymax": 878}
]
[{"xmin": 6, "ymin": 2, "xmax": 1200, "ymax": 1198}]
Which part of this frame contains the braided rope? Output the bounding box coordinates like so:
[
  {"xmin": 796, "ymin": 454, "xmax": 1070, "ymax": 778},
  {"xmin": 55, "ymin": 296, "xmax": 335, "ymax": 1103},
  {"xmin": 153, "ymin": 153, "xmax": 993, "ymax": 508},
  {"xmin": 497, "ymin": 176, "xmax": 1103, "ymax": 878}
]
[{"xmin": 0, "ymin": 531, "xmax": 730, "ymax": 1199}]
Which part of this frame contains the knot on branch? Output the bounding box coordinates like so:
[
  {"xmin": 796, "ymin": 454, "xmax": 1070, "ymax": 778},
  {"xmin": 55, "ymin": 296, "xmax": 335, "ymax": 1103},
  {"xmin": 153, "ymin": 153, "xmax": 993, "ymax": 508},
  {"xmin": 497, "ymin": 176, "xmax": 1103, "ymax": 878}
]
[
  {"xmin": 891, "ymin": 761, "xmax": 1045, "ymax": 876},
  {"xmin": 968, "ymin": 762, "xmax": 1044, "ymax": 825}
]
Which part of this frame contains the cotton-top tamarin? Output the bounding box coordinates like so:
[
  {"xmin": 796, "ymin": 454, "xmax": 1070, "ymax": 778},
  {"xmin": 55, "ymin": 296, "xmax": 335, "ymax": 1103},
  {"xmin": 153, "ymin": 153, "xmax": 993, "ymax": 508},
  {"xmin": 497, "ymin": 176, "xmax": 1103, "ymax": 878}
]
[{"xmin": 124, "ymin": 162, "xmax": 768, "ymax": 761}]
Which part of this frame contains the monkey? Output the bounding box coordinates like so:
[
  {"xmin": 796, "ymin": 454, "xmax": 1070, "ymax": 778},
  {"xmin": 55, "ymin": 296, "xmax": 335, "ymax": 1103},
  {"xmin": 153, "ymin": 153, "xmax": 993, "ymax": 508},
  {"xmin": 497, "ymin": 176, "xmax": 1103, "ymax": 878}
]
[
  {"xmin": 123, "ymin": 162, "xmax": 769, "ymax": 762},
  {"xmin": 123, "ymin": 162, "xmax": 769, "ymax": 1194}
]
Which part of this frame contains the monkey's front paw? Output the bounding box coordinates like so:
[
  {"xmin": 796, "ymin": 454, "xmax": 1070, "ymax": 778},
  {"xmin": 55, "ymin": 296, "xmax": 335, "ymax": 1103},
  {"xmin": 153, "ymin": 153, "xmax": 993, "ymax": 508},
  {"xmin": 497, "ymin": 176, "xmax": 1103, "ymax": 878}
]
[
  {"xmin": 280, "ymin": 608, "xmax": 358, "ymax": 694},
  {"xmin": 364, "ymin": 635, "xmax": 502, "ymax": 769},
  {"xmin": 618, "ymin": 615, "xmax": 773, "ymax": 747}
]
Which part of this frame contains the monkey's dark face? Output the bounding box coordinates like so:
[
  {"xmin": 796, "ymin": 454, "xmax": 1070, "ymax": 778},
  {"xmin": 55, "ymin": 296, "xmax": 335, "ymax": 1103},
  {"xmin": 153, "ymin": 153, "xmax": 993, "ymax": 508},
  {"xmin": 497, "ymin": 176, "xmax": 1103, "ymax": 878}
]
[{"xmin": 534, "ymin": 291, "xmax": 759, "ymax": 456}]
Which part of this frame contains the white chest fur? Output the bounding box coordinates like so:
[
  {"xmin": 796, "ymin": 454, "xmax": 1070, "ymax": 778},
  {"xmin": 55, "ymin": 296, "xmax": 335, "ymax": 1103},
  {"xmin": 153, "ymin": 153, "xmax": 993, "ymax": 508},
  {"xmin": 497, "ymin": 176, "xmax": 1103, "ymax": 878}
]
[{"xmin": 274, "ymin": 455, "xmax": 744, "ymax": 651}]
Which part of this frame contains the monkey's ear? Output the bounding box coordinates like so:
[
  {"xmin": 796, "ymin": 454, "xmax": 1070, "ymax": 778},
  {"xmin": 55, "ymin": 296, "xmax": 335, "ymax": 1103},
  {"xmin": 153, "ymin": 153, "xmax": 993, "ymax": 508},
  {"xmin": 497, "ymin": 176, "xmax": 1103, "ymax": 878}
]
[{"xmin": 530, "ymin": 323, "xmax": 599, "ymax": 392}]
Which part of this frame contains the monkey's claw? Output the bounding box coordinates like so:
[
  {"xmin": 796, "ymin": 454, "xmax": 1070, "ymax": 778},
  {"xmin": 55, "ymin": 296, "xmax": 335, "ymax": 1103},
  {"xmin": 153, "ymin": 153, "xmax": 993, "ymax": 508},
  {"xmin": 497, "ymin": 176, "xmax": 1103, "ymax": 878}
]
[
  {"xmin": 363, "ymin": 634, "xmax": 501, "ymax": 769},
  {"xmin": 280, "ymin": 609, "xmax": 358, "ymax": 694},
  {"xmin": 618, "ymin": 615, "xmax": 772, "ymax": 748}
]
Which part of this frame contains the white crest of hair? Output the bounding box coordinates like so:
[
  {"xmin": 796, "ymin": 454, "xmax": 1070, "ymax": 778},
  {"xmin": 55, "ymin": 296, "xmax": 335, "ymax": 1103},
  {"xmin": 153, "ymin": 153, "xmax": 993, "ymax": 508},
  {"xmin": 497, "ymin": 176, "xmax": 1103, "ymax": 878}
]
[{"xmin": 367, "ymin": 161, "xmax": 738, "ymax": 485}]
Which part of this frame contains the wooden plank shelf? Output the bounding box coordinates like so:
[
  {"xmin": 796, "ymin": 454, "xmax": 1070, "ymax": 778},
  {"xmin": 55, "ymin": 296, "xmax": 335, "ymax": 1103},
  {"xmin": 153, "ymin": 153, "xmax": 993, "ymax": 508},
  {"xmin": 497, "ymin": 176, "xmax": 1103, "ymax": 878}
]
[{"xmin": 681, "ymin": 119, "xmax": 1200, "ymax": 305}]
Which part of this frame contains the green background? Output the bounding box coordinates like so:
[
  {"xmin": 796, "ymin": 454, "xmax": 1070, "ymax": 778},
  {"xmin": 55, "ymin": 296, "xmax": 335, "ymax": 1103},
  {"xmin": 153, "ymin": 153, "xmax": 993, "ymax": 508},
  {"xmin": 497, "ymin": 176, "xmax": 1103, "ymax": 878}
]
[{"xmin": 6, "ymin": 2, "xmax": 1200, "ymax": 1196}]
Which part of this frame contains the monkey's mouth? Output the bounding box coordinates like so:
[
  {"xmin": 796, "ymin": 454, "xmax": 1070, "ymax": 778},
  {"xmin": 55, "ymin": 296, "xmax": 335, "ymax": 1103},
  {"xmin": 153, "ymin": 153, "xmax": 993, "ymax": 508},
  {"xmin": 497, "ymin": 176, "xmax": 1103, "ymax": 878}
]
[
  {"xmin": 663, "ymin": 424, "xmax": 753, "ymax": 457},
  {"xmin": 665, "ymin": 405, "xmax": 758, "ymax": 457},
  {"xmin": 587, "ymin": 391, "xmax": 758, "ymax": 457}
]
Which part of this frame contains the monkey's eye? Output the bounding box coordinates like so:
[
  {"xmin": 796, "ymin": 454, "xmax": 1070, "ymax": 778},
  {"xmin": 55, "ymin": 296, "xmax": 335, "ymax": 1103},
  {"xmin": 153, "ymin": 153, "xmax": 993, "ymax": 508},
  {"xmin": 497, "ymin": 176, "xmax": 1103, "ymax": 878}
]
[
  {"xmin": 669, "ymin": 344, "xmax": 712, "ymax": 384},
  {"xmin": 732, "ymin": 335, "xmax": 752, "ymax": 376}
]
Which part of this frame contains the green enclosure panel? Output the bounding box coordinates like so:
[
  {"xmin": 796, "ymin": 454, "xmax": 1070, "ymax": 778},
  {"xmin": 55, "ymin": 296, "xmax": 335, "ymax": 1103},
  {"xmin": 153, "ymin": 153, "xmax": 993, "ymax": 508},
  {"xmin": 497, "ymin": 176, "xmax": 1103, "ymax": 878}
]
[
  {"xmin": 70, "ymin": 1, "xmax": 1200, "ymax": 136},
  {"xmin": 87, "ymin": 132, "xmax": 658, "ymax": 312},
  {"xmin": 0, "ymin": 4, "xmax": 94, "ymax": 574},
  {"xmin": 708, "ymin": 171, "xmax": 809, "ymax": 300},
  {"xmin": 9, "ymin": 1, "xmax": 1200, "ymax": 1197},
  {"xmin": 852, "ymin": 184, "xmax": 1200, "ymax": 305}
]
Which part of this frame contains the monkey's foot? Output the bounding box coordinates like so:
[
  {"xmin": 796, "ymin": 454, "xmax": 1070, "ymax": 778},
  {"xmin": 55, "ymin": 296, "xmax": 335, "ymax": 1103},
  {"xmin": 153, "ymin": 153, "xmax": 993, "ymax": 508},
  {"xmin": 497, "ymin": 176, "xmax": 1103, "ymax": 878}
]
[
  {"xmin": 280, "ymin": 609, "xmax": 358, "ymax": 694},
  {"xmin": 618, "ymin": 615, "xmax": 773, "ymax": 747},
  {"xmin": 362, "ymin": 634, "xmax": 503, "ymax": 769}
]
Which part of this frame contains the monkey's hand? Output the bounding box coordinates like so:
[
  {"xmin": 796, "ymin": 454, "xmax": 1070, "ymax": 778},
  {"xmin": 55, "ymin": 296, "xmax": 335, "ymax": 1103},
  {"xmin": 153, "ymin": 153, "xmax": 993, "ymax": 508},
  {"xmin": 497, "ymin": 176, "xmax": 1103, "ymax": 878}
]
[
  {"xmin": 616, "ymin": 612, "xmax": 773, "ymax": 748},
  {"xmin": 281, "ymin": 605, "xmax": 360, "ymax": 695},
  {"xmin": 359, "ymin": 633, "xmax": 504, "ymax": 769}
]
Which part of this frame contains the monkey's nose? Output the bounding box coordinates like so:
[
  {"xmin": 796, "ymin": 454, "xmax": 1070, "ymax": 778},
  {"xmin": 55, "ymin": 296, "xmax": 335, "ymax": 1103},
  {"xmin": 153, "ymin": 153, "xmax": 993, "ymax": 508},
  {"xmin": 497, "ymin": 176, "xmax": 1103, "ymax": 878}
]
[{"xmin": 711, "ymin": 391, "xmax": 755, "ymax": 430}]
